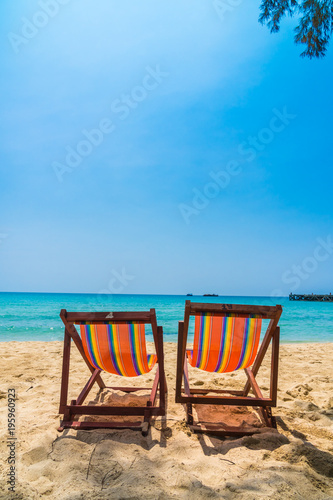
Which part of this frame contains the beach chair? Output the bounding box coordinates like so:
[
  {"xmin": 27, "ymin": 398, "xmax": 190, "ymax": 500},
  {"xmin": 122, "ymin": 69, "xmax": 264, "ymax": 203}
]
[
  {"xmin": 175, "ymin": 301, "xmax": 282, "ymax": 436},
  {"xmin": 58, "ymin": 309, "xmax": 166, "ymax": 435}
]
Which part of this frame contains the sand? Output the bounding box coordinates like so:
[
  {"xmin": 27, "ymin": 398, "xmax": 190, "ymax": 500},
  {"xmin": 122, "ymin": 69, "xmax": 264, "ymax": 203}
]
[{"xmin": 0, "ymin": 341, "xmax": 333, "ymax": 499}]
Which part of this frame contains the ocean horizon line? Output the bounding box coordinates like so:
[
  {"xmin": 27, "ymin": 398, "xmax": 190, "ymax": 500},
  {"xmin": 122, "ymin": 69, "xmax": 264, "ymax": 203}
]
[{"xmin": 0, "ymin": 291, "xmax": 289, "ymax": 298}]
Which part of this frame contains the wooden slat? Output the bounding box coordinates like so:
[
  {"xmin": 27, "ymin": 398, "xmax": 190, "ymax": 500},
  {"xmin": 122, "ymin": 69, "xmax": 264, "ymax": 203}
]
[
  {"xmin": 183, "ymin": 357, "xmax": 191, "ymax": 397},
  {"xmin": 59, "ymin": 420, "xmax": 144, "ymax": 430},
  {"xmin": 185, "ymin": 388, "xmax": 244, "ymax": 395},
  {"xmin": 189, "ymin": 302, "xmax": 282, "ymax": 319},
  {"xmin": 175, "ymin": 321, "xmax": 185, "ymax": 402},
  {"xmin": 76, "ymin": 369, "xmax": 102, "ymax": 406},
  {"xmin": 104, "ymin": 387, "xmax": 151, "ymax": 392},
  {"xmin": 67, "ymin": 405, "xmax": 162, "ymax": 416},
  {"xmin": 59, "ymin": 329, "xmax": 71, "ymax": 411},
  {"xmin": 155, "ymin": 324, "xmax": 166, "ymax": 410},
  {"xmin": 148, "ymin": 368, "xmax": 160, "ymax": 407},
  {"xmin": 190, "ymin": 424, "xmax": 267, "ymax": 436},
  {"xmin": 178, "ymin": 395, "xmax": 273, "ymax": 406},
  {"xmin": 175, "ymin": 302, "xmax": 191, "ymax": 403},
  {"xmin": 245, "ymin": 368, "xmax": 264, "ymax": 399},
  {"xmin": 270, "ymin": 326, "xmax": 280, "ymax": 405},
  {"xmin": 258, "ymin": 407, "xmax": 271, "ymax": 427},
  {"xmin": 66, "ymin": 311, "xmax": 152, "ymax": 323}
]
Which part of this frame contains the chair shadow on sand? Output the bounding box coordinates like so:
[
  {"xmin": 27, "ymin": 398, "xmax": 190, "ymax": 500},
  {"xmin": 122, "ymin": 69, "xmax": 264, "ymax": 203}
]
[
  {"xmin": 55, "ymin": 385, "xmax": 171, "ymax": 449},
  {"xmin": 50, "ymin": 401, "xmax": 171, "ymax": 490},
  {"xmin": 189, "ymin": 407, "xmax": 333, "ymax": 480},
  {"xmin": 179, "ymin": 401, "xmax": 289, "ymax": 454},
  {"xmin": 274, "ymin": 416, "xmax": 333, "ymax": 478}
]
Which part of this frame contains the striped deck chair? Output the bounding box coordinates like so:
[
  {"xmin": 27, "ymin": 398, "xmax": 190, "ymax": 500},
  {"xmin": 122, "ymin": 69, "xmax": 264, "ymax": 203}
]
[
  {"xmin": 58, "ymin": 309, "xmax": 166, "ymax": 435},
  {"xmin": 175, "ymin": 301, "xmax": 282, "ymax": 436}
]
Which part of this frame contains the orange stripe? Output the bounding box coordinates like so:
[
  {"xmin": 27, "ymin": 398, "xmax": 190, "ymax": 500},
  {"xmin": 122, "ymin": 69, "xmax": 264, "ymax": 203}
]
[
  {"xmin": 116, "ymin": 324, "xmax": 133, "ymax": 377},
  {"xmin": 138, "ymin": 324, "xmax": 150, "ymax": 372},
  {"xmin": 247, "ymin": 318, "xmax": 261, "ymax": 367},
  {"xmin": 223, "ymin": 318, "xmax": 244, "ymax": 372},
  {"xmin": 97, "ymin": 325, "xmax": 118, "ymax": 373},
  {"xmin": 205, "ymin": 315, "xmax": 223, "ymax": 372}
]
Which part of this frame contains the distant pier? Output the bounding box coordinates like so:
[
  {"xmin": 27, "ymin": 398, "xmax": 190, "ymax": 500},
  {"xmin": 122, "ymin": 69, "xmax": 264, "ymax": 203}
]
[{"xmin": 289, "ymin": 293, "xmax": 333, "ymax": 302}]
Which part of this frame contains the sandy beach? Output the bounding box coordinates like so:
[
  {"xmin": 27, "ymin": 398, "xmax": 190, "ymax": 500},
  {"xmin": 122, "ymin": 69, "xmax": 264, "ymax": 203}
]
[{"xmin": 1, "ymin": 341, "xmax": 333, "ymax": 499}]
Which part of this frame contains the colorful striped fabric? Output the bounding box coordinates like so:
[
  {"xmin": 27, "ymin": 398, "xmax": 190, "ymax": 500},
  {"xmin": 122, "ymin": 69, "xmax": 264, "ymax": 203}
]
[
  {"xmin": 187, "ymin": 313, "xmax": 262, "ymax": 373},
  {"xmin": 80, "ymin": 322, "xmax": 157, "ymax": 377}
]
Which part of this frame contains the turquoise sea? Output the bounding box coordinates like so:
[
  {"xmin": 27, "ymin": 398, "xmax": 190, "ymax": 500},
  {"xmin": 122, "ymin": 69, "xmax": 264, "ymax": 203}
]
[
  {"xmin": 0, "ymin": 293, "xmax": 333, "ymax": 342},
  {"xmin": 0, "ymin": 292, "xmax": 332, "ymax": 343}
]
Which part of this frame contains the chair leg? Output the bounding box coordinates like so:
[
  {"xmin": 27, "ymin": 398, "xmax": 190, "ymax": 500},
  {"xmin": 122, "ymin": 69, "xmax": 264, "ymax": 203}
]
[
  {"xmin": 271, "ymin": 415, "xmax": 277, "ymax": 429},
  {"xmin": 266, "ymin": 406, "xmax": 277, "ymax": 428},
  {"xmin": 58, "ymin": 399, "xmax": 76, "ymax": 432},
  {"xmin": 59, "ymin": 329, "xmax": 71, "ymax": 415},
  {"xmin": 257, "ymin": 406, "xmax": 276, "ymax": 428},
  {"xmin": 186, "ymin": 403, "xmax": 193, "ymax": 425},
  {"xmin": 142, "ymin": 408, "xmax": 152, "ymax": 437},
  {"xmin": 270, "ymin": 327, "xmax": 280, "ymax": 405},
  {"xmin": 183, "ymin": 355, "xmax": 194, "ymax": 425}
]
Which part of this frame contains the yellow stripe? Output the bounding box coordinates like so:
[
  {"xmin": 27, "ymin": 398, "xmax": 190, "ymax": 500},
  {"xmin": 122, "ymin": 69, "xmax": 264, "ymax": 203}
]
[
  {"xmin": 90, "ymin": 325, "xmax": 105, "ymax": 370},
  {"xmin": 247, "ymin": 319, "xmax": 259, "ymax": 367},
  {"xmin": 218, "ymin": 317, "xmax": 234, "ymax": 372},
  {"xmin": 239, "ymin": 319, "xmax": 255, "ymax": 369},
  {"xmin": 112, "ymin": 324, "xmax": 128, "ymax": 376},
  {"xmin": 203, "ymin": 315, "xmax": 213, "ymax": 371},
  {"xmin": 135, "ymin": 324, "xmax": 146, "ymax": 374},
  {"xmin": 199, "ymin": 316, "xmax": 210, "ymax": 370}
]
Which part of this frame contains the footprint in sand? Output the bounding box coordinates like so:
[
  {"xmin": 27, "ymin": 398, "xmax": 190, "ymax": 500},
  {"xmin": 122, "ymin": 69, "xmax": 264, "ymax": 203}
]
[
  {"xmin": 88, "ymin": 459, "xmax": 123, "ymax": 488},
  {"xmin": 294, "ymin": 401, "xmax": 319, "ymax": 412},
  {"xmin": 286, "ymin": 384, "xmax": 313, "ymax": 399},
  {"xmin": 87, "ymin": 443, "xmax": 123, "ymax": 488}
]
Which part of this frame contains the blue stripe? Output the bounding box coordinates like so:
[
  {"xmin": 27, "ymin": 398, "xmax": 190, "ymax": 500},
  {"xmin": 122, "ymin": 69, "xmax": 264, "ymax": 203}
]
[
  {"xmin": 215, "ymin": 316, "xmax": 227, "ymax": 372},
  {"xmin": 129, "ymin": 323, "xmax": 141, "ymax": 376},
  {"xmin": 106, "ymin": 324, "xmax": 123, "ymax": 375},
  {"xmin": 235, "ymin": 318, "xmax": 250, "ymax": 370},
  {"xmin": 86, "ymin": 325, "xmax": 100, "ymax": 369}
]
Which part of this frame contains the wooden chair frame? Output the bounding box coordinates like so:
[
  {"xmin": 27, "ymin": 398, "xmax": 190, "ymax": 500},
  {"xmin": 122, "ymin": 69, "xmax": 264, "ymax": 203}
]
[
  {"xmin": 59, "ymin": 309, "xmax": 167, "ymax": 436},
  {"xmin": 175, "ymin": 301, "xmax": 282, "ymax": 436}
]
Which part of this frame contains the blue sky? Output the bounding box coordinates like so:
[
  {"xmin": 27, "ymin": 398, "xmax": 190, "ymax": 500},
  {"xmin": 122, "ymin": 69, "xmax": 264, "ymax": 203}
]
[{"xmin": 0, "ymin": 0, "xmax": 332, "ymax": 295}]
